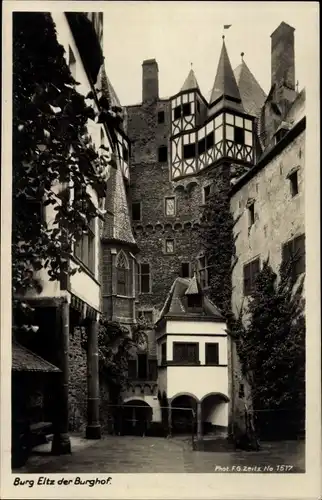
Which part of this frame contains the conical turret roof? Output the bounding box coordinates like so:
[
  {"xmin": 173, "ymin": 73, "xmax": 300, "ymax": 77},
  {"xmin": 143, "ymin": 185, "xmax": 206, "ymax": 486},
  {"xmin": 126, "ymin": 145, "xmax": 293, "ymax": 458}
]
[
  {"xmin": 234, "ymin": 58, "xmax": 267, "ymax": 117},
  {"xmin": 181, "ymin": 68, "xmax": 200, "ymax": 92},
  {"xmin": 209, "ymin": 39, "xmax": 244, "ymax": 114}
]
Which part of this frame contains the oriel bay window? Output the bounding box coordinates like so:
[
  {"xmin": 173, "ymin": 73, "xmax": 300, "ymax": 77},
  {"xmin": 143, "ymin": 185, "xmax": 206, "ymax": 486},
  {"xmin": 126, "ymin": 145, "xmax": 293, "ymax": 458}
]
[
  {"xmin": 116, "ymin": 250, "xmax": 130, "ymax": 296},
  {"xmin": 74, "ymin": 217, "xmax": 96, "ymax": 274},
  {"xmin": 173, "ymin": 342, "xmax": 199, "ymax": 364}
]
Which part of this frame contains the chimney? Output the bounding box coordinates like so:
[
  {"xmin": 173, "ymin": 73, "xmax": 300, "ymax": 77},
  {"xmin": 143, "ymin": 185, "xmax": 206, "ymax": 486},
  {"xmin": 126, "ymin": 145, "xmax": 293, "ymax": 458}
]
[
  {"xmin": 142, "ymin": 59, "xmax": 159, "ymax": 102},
  {"xmin": 271, "ymin": 22, "xmax": 295, "ymax": 90}
]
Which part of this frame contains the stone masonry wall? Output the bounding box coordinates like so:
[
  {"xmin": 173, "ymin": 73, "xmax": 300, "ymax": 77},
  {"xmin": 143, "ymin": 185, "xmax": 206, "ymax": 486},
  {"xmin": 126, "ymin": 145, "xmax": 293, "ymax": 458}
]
[{"xmin": 68, "ymin": 326, "xmax": 87, "ymax": 432}]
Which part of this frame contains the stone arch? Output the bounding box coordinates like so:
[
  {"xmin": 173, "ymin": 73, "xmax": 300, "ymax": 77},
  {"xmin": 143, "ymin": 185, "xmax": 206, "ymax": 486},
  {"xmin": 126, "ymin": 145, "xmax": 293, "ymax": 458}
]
[
  {"xmin": 170, "ymin": 392, "xmax": 199, "ymax": 435},
  {"xmin": 122, "ymin": 399, "xmax": 153, "ymax": 436},
  {"xmin": 155, "ymin": 223, "xmax": 163, "ymax": 232},
  {"xmin": 174, "ymin": 222, "xmax": 183, "ymax": 231},
  {"xmin": 200, "ymin": 392, "xmax": 229, "ymax": 436}
]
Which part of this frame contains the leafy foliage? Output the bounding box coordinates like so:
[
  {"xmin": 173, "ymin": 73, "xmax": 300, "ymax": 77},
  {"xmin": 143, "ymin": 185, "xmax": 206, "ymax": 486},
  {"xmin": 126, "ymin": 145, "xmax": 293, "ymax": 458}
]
[
  {"xmin": 96, "ymin": 317, "xmax": 147, "ymax": 403},
  {"xmin": 234, "ymin": 259, "xmax": 305, "ymax": 437},
  {"xmin": 199, "ymin": 168, "xmax": 238, "ymax": 319},
  {"xmin": 12, "ymin": 12, "xmax": 112, "ymax": 307}
]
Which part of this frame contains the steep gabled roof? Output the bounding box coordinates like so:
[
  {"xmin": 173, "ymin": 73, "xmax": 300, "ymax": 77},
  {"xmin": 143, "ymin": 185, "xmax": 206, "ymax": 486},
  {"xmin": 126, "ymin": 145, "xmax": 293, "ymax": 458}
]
[
  {"xmin": 181, "ymin": 68, "xmax": 200, "ymax": 92},
  {"xmin": 234, "ymin": 59, "xmax": 267, "ymax": 117},
  {"xmin": 156, "ymin": 276, "xmax": 224, "ymax": 324},
  {"xmin": 209, "ymin": 39, "xmax": 243, "ymax": 113},
  {"xmin": 102, "ymin": 157, "xmax": 136, "ymax": 247}
]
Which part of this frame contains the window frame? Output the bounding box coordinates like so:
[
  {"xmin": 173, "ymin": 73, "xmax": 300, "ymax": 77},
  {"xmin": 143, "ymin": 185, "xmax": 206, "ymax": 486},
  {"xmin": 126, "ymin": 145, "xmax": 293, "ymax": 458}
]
[
  {"xmin": 74, "ymin": 217, "xmax": 96, "ymax": 275},
  {"xmin": 173, "ymin": 341, "xmax": 199, "ymax": 365},
  {"xmin": 165, "ymin": 239, "xmax": 175, "ymax": 254},
  {"xmin": 243, "ymin": 257, "xmax": 260, "ymax": 296},
  {"xmin": 132, "ymin": 201, "xmax": 142, "ymax": 222},
  {"xmin": 165, "ymin": 196, "xmax": 176, "ymax": 217},
  {"xmin": 158, "ymin": 110, "xmax": 165, "ymax": 124},
  {"xmin": 116, "ymin": 250, "xmax": 130, "ymax": 296},
  {"xmin": 289, "ymin": 171, "xmax": 299, "ymax": 197},
  {"xmin": 205, "ymin": 342, "xmax": 219, "ymax": 366},
  {"xmin": 282, "ymin": 234, "xmax": 305, "ymax": 280},
  {"xmin": 139, "ymin": 262, "xmax": 151, "ymax": 294},
  {"xmin": 158, "ymin": 145, "xmax": 168, "ymax": 163}
]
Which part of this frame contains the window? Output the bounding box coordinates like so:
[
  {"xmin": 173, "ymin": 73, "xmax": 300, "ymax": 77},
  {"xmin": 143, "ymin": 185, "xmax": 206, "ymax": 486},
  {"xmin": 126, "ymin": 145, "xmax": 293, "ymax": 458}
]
[
  {"xmin": 161, "ymin": 342, "xmax": 167, "ymax": 364},
  {"xmin": 182, "ymin": 102, "xmax": 191, "ymax": 117},
  {"xmin": 137, "ymin": 354, "xmax": 148, "ymax": 380},
  {"xmin": 197, "ymin": 101, "xmax": 200, "ymax": 113},
  {"xmin": 239, "ymin": 384, "xmax": 245, "ymax": 398},
  {"xmin": 132, "ymin": 202, "xmax": 141, "ymax": 221},
  {"xmin": 289, "ymin": 171, "xmax": 299, "ymax": 197},
  {"xmin": 128, "ymin": 359, "xmax": 137, "ymax": 379},
  {"xmin": 68, "ymin": 46, "xmax": 76, "ymax": 79},
  {"xmin": 243, "ymin": 257, "xmax": 260, "ymax": 296},
  {"xmin": 282, "ymin": 234, "xmax": 305, "ymax": 280},
  {"xmin": 183, "ymin": 143, "xmax": 196, "ymax": 160},
  {"xmin": 248, "ymin": 201, "xmax": 255, "ymax": 227},
  {"xmin": 173, "ymin": 342, "xmax": 199, "ymax": 364},
  {"xmin": 203, "ymin": 185, "xmax": 211, "ymax": 204},
  {"xmin": 181, "ymin": 262, "xmax": 190, "ymax": 278},
  {"xmin": 165, "ymin": 239, "xmax": 174, "ymax": 254},
  {"xmin": 174, "ymin": 105, "xmax": 181, "ymax": 120},
  {"xmin": 205, "ymin": 343, "xmax": 219, "ymax": 365},
  {"xmin": 116, "ymin": 251, "xmax": 129, "ymax": 296},
  {"xmin": 74, "ymin": 217, "xmax": 95, "ymax": 273},
  {"xmin": 165, "ymin": 197, "xmax": 176, "ymax": 217},
  {"xmin": 234, "ymin": 126, "xmax": 245, "ymax": 145},
  {"xmin": 198, "ymin": 255, "xmax": 213, "ymax": 288},
  {"xmin": 206, "ymin": 132, "xmax": 214, "ymax": 150},
  {"xmin": 158, "ymin": 146, "xmax": 168, "ymax": 163},
  {"xmin": 198, "ymin": 137, "xmax": 206, "ymax": 155},
  {"xmin": 158, "ymin": 111, "xmax": 165, "ymax": 124},
  {"xmin": 139, "ymin": 263, "xmax": 151, "ymax": 293}
]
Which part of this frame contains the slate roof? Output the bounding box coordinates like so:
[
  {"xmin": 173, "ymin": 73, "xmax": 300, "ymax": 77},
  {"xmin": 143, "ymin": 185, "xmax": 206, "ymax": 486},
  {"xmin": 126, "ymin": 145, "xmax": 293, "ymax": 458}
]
[
  {"xmin": 233, "ymin": 59, "xmax": 267, "ymax": 117},
  {"xmin": 156, "ymin": 276, "xmax": 224, "ymax": 324},
  {"xmin": 181, "ymin": 69, "xmax": 200, "ymax": 92},
  {"xmin": 12, "ymin": 342, "xmax": 61, "ymax": 373},
  {"xmin": 209, "ymin": 40, "xmax": 244, "ymax": 113},
  {"xmin": 99, "ymin": 64, "xmax": 122, "ymax": 109},
  {"xmin": 102, "ymin": 157, "xmax": 136, "ymax": 246}
]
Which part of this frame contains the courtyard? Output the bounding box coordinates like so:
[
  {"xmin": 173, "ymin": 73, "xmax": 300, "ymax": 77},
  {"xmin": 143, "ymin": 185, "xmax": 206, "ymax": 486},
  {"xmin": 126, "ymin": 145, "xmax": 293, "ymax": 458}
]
[{"xmin": 15, "ymin": 435, "xmax": 305, "ymax": 474}]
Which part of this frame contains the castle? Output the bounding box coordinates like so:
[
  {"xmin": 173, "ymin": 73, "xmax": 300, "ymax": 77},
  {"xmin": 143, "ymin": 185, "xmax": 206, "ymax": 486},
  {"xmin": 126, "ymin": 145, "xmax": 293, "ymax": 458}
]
[{"xmin": 12, "ymin": 12, "xmax": 305, "ymax": 453}]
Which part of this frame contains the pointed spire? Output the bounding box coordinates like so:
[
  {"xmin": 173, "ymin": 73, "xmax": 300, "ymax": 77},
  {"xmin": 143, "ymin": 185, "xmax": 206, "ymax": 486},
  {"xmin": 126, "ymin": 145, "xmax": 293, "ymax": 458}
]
[
  {"xmin": 233, "ymin": 57, "xmax": 267, "ymax": 116},
  {"xmin": 209, "ymin": 38, "xmax": 243, "ymax": 109},
  {"xmin": 181, "ymin": 67, "xmax": 200, "ymax": 92}
]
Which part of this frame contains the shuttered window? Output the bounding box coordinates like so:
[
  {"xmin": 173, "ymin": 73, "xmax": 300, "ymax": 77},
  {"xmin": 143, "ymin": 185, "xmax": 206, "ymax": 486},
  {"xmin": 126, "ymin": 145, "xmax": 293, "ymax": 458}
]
[
  {"xmin": 282, "ymin": 234, "xmax": 305, "ymax": 279},
  {"xmin": 243, "ymin": 257, "xmax": 260, "ymax": 296}
]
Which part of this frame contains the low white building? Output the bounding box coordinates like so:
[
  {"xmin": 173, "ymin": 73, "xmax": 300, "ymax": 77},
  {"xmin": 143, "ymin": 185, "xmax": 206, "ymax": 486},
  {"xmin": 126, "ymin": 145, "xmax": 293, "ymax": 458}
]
[{"xmin": 155, "ymin": 275, "xmax": 229, "ymax": 438}]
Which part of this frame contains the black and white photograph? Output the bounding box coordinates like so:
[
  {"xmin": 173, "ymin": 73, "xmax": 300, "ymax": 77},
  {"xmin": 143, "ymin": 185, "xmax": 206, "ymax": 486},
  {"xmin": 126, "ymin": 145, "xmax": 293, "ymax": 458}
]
[{"xmin": 1, "ymin": 1, "xmax": 320, "ymax": 499}]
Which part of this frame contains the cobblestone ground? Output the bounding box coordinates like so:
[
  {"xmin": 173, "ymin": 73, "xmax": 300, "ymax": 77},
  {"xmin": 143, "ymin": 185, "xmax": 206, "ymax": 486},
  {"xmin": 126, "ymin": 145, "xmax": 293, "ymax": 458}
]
[{"xmin": 16, "ymin": 435, "xmax": 305, "ymax": 474}]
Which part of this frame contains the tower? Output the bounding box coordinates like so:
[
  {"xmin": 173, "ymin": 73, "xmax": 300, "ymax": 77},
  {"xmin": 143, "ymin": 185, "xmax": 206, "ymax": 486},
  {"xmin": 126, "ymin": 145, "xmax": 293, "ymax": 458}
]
[{"xmin": 170, "ymin": 38, "xmax": 256, "ymax": 183}]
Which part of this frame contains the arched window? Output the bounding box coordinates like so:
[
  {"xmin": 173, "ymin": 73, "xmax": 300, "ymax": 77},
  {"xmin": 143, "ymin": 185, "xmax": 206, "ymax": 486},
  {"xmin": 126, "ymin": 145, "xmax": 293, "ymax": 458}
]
[{"xmin": 116, "ymin": 250, "xmax": 130, "ymax": 296}]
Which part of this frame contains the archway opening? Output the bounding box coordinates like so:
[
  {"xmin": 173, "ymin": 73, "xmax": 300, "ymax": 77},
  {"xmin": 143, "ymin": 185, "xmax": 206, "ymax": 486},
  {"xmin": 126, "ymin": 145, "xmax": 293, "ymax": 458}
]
[
  {"xmin": 201, "ymin": 393, "xmax": 229, "ymax": 436},
  {"xmin": 171, "ymin": 394, "xmax": 198, "ymax": 435},
  {"xmin": 122, "ymin": 399, "xmax": 153, "ymax": 436}
]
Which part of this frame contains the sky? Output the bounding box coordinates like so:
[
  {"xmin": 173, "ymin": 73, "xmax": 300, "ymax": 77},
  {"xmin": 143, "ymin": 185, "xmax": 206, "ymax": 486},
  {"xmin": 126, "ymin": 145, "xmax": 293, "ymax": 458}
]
[{"xmin": 102, "ymin": 1, "xmax": 318, "ymax": 106}]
